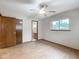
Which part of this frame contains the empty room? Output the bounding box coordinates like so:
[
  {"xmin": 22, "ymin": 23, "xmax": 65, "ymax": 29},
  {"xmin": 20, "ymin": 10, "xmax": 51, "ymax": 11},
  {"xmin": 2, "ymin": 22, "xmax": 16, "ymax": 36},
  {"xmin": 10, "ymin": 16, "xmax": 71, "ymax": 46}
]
[{"xmin": 0, "ymin": 0, "xmax": 79, "ymax": 59}]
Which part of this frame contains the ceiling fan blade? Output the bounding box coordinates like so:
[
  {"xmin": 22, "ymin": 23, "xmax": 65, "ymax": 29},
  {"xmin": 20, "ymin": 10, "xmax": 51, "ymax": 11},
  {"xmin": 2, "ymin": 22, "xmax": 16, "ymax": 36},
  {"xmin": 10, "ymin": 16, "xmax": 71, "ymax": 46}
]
[{"xmin": 48, "ymin": 11, "xmax": 56, "ymax": 13}]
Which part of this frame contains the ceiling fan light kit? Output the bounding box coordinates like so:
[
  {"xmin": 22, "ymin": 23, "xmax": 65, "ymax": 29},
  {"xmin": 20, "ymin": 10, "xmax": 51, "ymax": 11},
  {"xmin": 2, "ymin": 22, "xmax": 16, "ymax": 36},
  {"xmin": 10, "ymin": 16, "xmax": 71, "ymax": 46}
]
[
  {"xmin": 39, "ymin": 8, "xmax": 46, "ymax": 14},
  {"xmin": 39, "ymin": 3, "xmax": 56, "ymax": 16}
]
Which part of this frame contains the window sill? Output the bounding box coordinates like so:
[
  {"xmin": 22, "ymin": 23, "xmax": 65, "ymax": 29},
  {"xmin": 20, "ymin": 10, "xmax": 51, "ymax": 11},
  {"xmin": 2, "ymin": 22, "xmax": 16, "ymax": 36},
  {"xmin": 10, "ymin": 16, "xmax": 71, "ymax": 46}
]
[{"xmin": 51, "ymin": 30, "xmax": 71, "ymax": 31}]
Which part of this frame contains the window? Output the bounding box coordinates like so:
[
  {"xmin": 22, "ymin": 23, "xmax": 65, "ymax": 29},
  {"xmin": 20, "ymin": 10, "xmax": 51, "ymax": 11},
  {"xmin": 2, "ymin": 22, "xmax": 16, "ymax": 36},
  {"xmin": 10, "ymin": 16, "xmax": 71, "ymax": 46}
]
[{"xmin": 50, "ymin": 19, "xmax": 70, "ymax": 31}]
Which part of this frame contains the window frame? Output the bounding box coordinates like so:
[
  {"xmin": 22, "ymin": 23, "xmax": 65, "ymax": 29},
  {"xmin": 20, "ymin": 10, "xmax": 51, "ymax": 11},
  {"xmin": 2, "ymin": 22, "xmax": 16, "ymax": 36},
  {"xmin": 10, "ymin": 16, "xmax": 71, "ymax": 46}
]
[{"xmin": 50, "ymin": 19, "xmax": 71, "ymax": 31}]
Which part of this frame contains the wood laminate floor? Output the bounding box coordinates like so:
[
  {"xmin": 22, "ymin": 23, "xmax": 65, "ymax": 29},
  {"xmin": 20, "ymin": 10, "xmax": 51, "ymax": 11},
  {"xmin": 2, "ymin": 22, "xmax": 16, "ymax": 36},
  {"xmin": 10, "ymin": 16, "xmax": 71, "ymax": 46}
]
[{"xmin": 0, "ymin": 40, "xmax": 79, "ymax": 59}]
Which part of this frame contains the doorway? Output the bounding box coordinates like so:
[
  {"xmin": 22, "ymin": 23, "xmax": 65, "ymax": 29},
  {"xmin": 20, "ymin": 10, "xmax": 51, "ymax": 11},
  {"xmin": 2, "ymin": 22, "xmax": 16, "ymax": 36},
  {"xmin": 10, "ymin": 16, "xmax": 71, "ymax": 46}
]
[
  {"xmin": 32, "ymin": 20, "xmax": 38, "ymax": 41},
  {"xmin": 16, "ymin": 19, "xmax": 23, "ymax": 44}
]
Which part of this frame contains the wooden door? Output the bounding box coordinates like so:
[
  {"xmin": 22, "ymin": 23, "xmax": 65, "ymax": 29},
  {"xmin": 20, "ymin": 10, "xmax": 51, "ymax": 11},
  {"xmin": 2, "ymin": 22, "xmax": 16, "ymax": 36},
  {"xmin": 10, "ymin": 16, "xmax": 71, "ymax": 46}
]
[
  {"xmin": 16, "ymin": 30, "xmax": 22, "ymax": 44},
  {"xmin": 0, "ymin": 16, "xmax": 16, "ymax": 48},
  {"xmin": 0, "ymin": 17, "xmax": 6, "ymax": 48}
]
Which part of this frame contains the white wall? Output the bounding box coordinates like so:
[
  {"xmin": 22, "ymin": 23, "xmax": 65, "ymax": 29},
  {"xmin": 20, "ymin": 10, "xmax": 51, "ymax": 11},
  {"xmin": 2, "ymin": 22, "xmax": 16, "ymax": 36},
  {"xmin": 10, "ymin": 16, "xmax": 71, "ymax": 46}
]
[
  {"xmin": 23, "ymin": 19, "xmax": 42, "ymax": 42},
  {"xmin": 19, "ymin": 18, "xmax": 42, "ymax": 43},
  {"xmin": 23, "ymin": 19, "xmax": 32, "ymax": 42},
  {"xmin": 38, "ymin": 20, "xmax": 43, "ymax": 39},
  {"xmin": 42, "ymin": 8, "xmax": 79, "ymax": 50}
]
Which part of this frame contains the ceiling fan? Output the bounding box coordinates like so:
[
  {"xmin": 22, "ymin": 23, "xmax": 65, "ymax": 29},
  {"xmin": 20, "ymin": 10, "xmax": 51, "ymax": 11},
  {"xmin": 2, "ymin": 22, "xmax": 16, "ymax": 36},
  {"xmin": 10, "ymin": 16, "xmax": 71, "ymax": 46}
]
[
  {"xmin": 29, "ymin": 3, "xmax": 56, "ymax": 19},
  {"xmin": 39, "ymin": 3, "xmax": 56, "ymax": 16}
]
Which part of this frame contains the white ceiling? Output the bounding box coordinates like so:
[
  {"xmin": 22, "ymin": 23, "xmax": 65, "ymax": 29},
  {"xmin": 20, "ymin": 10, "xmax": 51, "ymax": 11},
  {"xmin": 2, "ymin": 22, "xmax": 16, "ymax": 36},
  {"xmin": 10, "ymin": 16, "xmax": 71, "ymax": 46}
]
[{"xmin": 0, "ymin": 0, "xmax": 79, "ymax": 19}]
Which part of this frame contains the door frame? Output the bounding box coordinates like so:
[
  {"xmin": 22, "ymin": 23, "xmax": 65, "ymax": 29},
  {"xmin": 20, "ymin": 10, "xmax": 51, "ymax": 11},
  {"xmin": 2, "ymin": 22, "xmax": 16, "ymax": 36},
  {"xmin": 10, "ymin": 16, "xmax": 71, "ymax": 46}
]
[{"xmin": 31, "ymin": 20, "xmax": 38, "ymax": 41}]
